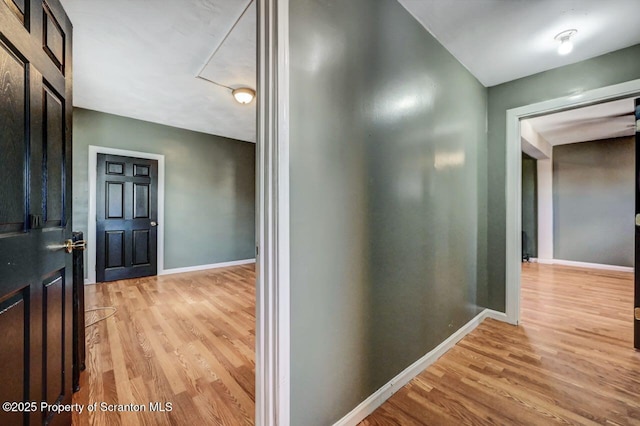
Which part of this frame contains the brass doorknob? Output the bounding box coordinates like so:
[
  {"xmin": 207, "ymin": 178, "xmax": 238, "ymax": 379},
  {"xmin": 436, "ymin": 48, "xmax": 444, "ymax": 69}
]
[{"xmin": 63, "ymin": 239, "xmax": 87, "ymax": 253}]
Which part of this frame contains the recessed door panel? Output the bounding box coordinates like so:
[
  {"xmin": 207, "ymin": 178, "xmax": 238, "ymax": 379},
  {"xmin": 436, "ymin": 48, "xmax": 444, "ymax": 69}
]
[
  {"xmin": 0, "ymin": 291, "xmax": 26, "ymax": 426},
  {"xmin": 43, "ymin": 274, "xmax": 64, "ymax": 407},
  {"xmin": 106, "ymin": 231, "xmax": 125, "ymax": 268},
  {"xmin": 134, "ymin": 183, "xmax": 150, "ymax": 218},
  {"xmin": 0, "ymin": 41, "xmax": 27, "ymax": 234},
  {"xmin": 132, "ymin": 230, "xmax": 150, "ymax": 265},
  {"xmin": 43, "ymin": 4, "xmax": 65, "ymax": 73},
  {"xmin": 134, "ymin": 164, "xmax": 149, "ymax": 177},
  {"xmin": 44, "ymin": 85, "xmax": 65, "ymax": 227},
  {"xmin": 107, "ymin": 162, "xmax": 124, "ymax": 175},
  {"xmin": 2, "ymin": 0, "xmax": 27, "ymax": 25},
  {"xmin": 106, "ymin": 182, "xmax": 124, "ymax": 219},
  {"xmin": 11, "ymin": 0, "xmax": 23, "ymax": 12}
]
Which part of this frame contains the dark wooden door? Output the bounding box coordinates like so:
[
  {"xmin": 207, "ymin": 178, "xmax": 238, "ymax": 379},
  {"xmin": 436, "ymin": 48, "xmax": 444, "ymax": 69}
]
[
  {"xmin": 96, "ymin": 154, "xmax": 158, "ymax": 282},
  {"xmin": 633, "ymin": 98, "xmax": 640, "ymax": 350},
  {"xmin": 0, "ymin": 0, "xmax": 73, "ymax": 424}
]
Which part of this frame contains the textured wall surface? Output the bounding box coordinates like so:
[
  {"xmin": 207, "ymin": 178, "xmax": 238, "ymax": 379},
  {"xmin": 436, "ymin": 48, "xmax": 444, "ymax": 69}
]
[
  {"xmin": 487, "ymin": 44, "xmax": 640, "ymax": 311},
  {"xmin": 72, "ymin": 108, "xmax": 255, "ymax": 273},
  {"xmin": 553, "ymin": 137, "xmax": 634, "ymax": 266},
  {"xmin": 289, "ymin": 0, "xmax": 487, "ymax": 424}
]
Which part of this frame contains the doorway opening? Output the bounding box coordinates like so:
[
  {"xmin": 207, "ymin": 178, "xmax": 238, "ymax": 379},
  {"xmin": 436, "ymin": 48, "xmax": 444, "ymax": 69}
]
[
  {"xmin": 517, "ymin": 96, "xmax": 637, "ymax": 347},
  {"xmin": 519, "ymin": 97, "xmax": 636, "ymax": 272},
  {"xmin": 63, "ymin": 0, "xmax": 290, "ymax": 424},
  {"xmin": 505, "ymin": 78, "xmax": 640, "ymax": 326},
  {"xmin": 87, "ymin": 146, "xmax": 165, "ymax": 284}
]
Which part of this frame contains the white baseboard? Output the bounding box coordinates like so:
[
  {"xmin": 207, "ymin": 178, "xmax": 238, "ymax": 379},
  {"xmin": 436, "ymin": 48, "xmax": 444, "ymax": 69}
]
[
  {"xmin": 333, "ymin": 308, "xmax": 509, "ymax": 426},
  {"xmin": 83, "ymin": 258, "xmax": 256, "ymax": 285},
  {"xmin": 483, "ymin": 309, "xmax": 509, "ymax": 322},
  {"xmin": 160, "ymin": 258, "xmax": 256, "ymax": 276},
  {"xmin": 538, "ymin": 258, "xmax": 632, "ymax": 272}
]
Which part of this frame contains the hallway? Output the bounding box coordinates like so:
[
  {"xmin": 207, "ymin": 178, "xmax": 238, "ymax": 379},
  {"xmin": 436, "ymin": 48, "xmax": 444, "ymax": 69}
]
[{"xmin": 362, "ymin": 263, "xmax": 640, "ymax": 425}]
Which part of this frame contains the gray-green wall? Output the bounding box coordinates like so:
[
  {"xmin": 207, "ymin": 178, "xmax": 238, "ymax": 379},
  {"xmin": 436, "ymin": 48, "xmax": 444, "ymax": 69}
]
[
  {"xmin": 73, "ymin": 108, "xmax": 255, "ymax": 273},
  {"xmin": 522, "ymin": 153, "xmax": 537, "ymax": 258},
  {"xmin": 487, "ymin": 44, "xmax": 640, "ymax": 311},
  {"xmin": 289, "ymin": 0, "xmax": 487, "ymax": 424},
  {"xmin": 553, "ymin": 137, "xmax": 634, "ymax": 267}
]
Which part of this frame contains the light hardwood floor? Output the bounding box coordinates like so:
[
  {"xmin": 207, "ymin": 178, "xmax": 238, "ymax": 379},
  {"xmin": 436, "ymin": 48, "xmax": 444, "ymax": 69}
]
[
  {"xmin": 361, "ymin": 263, "xmax": 640, "ymax": 425},
  {"xmin": 72, "ymin": 264, "xmax": 256, "ymax": 426},
  {"xmin": 75, "ymin": 263, "xmax": 639, "ymax": 425}
]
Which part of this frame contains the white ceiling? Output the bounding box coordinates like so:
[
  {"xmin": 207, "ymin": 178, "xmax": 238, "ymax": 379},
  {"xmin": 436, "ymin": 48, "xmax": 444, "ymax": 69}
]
[
  {"xmin": 62, "ymin": 0, "xmax": 640, "ymax": 142},
  {"xmin": 524, "ymin": 97, "xmax": 636, "ymax": 146},
  {"xmin": 61, "ymin": 0, "xmax": 257, "ymax": 143},
  {"xmin": 398, "ymin": 0, "xmax": 640, "ymax": 87},
  {"xmin": 199, "ymin": 2, "xmax": 256, "ymax": 90}
]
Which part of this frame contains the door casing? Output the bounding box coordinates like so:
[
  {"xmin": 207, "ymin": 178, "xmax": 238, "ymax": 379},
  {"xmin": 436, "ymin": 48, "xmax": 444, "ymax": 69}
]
[
  {"xmin": 256, "ymin": 0, "xmax": 291, "ymax": 425},
  {"xmin": 505, "ymin": 78, "xmax": 640, "ymax": 325},
  {"xmin": 87, "ymin": 146, "xmax": 165, "ymax": 284}
]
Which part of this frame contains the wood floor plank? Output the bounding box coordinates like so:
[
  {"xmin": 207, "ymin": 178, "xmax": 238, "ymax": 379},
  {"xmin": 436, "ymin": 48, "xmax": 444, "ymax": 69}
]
[
  {"xmin": 75, "ymin": 262, "xmax": 640, "ymax": 424},
  {"xmin": 72, "ymin": 265, "xmax": 256, "ymax": 426},
  {"xmin": 360, "ymin": 263, "xmax": 640, "ymax": 425}
]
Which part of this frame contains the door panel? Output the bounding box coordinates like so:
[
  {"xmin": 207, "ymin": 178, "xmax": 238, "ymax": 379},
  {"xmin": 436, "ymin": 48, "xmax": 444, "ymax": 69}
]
[
  {"xmin": 132, "ymin": 230, "xmax": 150, "ymax": 265},
  {"xmin": 106, "ymin": 182, "xmax": 124, "ymax": 218},
  {"xmin": 134, "ymin": 164, "xmax": 149, "ymax": 177},
  {"xmin": 42, "ymin": 3, "xmax": 64, "ymax": 73},
  {"xmin": 96, "ymin": 154, "xmax": 158, "ymax": 282},
  {"xmin": 2, "ymin": 0, "xmax": 27, "ymax": 26},
  {"xmin": 0, "ymin": 0, "xmax": 73, "ymax": 424},
  {"xmin": 0, "ymin": 289, "xmax": 26, "ymax": 426},
  {"xmin": 44, "ymin": 84, "xmax": 65, "ymax": 227},
  {"xmin": 106, "ymin": 231, "xmax": 125, "ymax": 268},
  {"xmin": 106, "ymin": 161, "xmax": 124, "ymax": 175},
  {"xmin": 43, "ymin": 273, "xmax": 64, "ymax": 407},
  {"xmin": 133, "ymin": 183, "xmax": 149, "ymax": 218},
  {"xmin": 0, "ymin": 39, "xmax": 27, "ymax": 234}
]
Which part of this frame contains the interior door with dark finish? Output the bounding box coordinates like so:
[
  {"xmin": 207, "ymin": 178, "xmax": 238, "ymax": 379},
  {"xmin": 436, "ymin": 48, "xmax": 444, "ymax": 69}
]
[
  {"xmin": 635, "ymin": 97, "xmax": 640, "ymax": 350},
  {"xmin": 96, "ymin": 154, "xmax": 158, "ymax": 282},
  {"xmin": 0, "ymin": 0, "xmax": 73, "ymax": 424}
]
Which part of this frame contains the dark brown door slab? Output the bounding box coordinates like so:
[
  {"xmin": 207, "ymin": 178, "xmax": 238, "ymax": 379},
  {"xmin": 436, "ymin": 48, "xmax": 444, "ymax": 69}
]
[
  {"xmin": 96, "ymin": 154, "xmax": 158, "ymax": 282},
  {"xmin": 0, "ymin": 0, "xmax": 73, "ymax": 424}
]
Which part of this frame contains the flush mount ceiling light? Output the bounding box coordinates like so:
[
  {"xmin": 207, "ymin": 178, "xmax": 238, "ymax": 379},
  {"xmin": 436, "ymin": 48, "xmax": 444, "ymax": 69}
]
[
  {"xmin": 554, "ymin": 29, "xmax": 577, "ymax": 55},
  {"xmin": 232, "ymin": 87, "xmax": 255, "ymax": 104}
]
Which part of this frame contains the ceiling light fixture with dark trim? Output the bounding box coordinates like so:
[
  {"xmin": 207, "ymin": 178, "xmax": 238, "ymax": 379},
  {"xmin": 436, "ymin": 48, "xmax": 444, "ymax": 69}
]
[{"xmin": 554, "ymin": 29, "xmax": 577, "ymax": 55}]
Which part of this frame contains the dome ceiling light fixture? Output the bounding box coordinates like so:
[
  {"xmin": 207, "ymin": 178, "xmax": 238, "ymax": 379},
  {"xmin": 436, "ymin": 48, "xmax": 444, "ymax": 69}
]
[
  {"xmin": 554, "ymin": 29, "xmax": 577, "ymax": 55},
  {"xmin": 232, "ymin": 87, "xmax": 256, "ymax": 104}
]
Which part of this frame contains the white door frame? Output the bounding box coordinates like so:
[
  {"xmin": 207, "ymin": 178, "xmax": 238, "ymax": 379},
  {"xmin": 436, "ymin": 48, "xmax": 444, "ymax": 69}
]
[
  {"xmin": 505, "ymin": 78, "xmax": 640, "ymax": 325},
  {"xmin": 87, "ymin": 145, "xmax": 166, "ymax": 284},
  {"xmin": 256, "ymin": 0, "xmax": 290, "ymax": 425}
]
